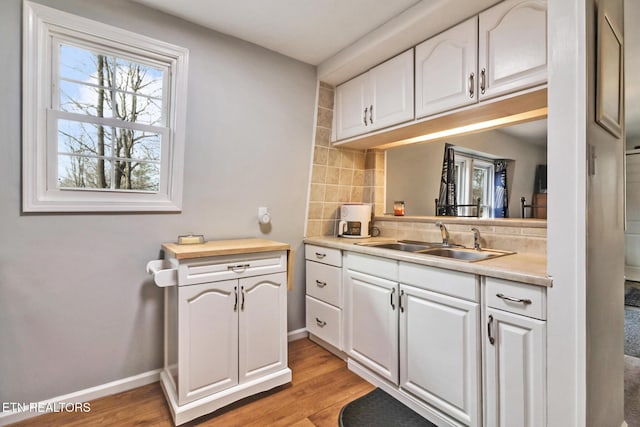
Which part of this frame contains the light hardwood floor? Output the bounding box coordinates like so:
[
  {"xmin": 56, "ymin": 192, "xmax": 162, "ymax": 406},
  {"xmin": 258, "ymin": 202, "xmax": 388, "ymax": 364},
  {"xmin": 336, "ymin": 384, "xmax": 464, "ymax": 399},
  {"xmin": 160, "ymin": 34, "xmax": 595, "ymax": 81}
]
[{"xmin": 10, "ymin": 339, "xmax": 374, "ymax": 427}]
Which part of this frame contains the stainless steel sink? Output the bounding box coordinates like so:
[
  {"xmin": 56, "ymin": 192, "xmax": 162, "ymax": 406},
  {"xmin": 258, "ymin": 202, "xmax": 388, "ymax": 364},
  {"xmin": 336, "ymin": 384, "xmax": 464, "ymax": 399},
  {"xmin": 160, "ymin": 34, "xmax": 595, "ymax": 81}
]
[
  {"xmin": 356, "ymin": 240, "xmax": 514, "ymax": 262},
  {"xmin": 417, "ymin": 247, "xmax": 514, "ymax": 262},
  {"xmin": 357, "ymin": 242, "xmax": 433, "ymax": 252}
]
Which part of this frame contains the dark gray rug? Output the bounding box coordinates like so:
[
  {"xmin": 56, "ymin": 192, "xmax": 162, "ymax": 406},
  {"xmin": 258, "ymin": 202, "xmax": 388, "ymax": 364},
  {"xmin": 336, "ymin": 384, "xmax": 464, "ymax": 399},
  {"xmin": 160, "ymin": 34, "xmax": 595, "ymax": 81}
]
[
  {"xmin": 626, "ymin": 309, "xmax": 640, "ymax": 358},
  {"xmin": 339, "ymin": 388, "xmax": 436, "ymax": 427},
  {"xmin": 626, "ymin": 288, "xmax": 640, "ymax": 308},
  {"xmin": 625, "ymin": 355, "xmax": 640, "ymax": 427}
]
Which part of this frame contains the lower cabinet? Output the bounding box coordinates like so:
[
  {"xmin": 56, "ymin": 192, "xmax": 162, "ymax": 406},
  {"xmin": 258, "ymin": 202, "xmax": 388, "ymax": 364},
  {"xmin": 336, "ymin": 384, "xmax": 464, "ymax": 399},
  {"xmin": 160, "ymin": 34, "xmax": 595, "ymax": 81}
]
[
  {"xmin": 344, "ymin": 268, "xmax": 399, "ymax": 383},
  {"xmin": 484, "ymin": 278, "xmax": 546, "ymax": 427},
  {"xmin": 342, "ymin": 250, "xmax": 546, "ymax": 427},
  {"xmin": 178, "ymin": 272, "xmax": 288, "ymax": 405},
  {"xmin": 400, "ymin": 284, "xmax": 480, "ymax": 427}
]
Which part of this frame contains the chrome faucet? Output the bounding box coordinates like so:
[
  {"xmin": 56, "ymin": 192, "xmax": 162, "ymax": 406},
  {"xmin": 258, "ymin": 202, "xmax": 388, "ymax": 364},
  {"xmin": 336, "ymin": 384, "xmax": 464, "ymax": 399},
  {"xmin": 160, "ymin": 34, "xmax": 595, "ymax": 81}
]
[
  {"xmin": 471, "ymin": 228, "xmax": 481, "ymax": 251},
  {"xmin": 435, "ymin": 221, "xmax": 450, "ymax": 246}
]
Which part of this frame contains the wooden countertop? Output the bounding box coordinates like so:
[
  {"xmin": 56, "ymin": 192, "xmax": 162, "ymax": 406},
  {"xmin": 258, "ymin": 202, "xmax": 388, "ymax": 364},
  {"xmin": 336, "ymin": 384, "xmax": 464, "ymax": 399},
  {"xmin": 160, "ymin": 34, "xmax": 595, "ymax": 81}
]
[{"xmin": 162, "ymin": 238, "xmax": 290, "ymax": 260}]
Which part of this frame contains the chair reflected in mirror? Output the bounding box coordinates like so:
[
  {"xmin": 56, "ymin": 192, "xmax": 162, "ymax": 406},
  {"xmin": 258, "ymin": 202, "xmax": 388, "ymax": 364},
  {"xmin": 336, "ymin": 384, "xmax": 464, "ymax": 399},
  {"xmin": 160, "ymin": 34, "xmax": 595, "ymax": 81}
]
[{"xmin": 521, "ymin": 195, "xmax": 547, "ymax": 219}]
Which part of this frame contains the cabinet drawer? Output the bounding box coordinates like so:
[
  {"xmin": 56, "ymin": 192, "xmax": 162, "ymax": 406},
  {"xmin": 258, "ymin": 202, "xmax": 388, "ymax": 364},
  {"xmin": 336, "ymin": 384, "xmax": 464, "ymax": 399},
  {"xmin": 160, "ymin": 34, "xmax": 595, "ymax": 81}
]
[
  {"xmin": 306, "ymin": 260, "xmax": 342, "ymax": 307},
  {"xmin": 306, "ymin": 296, "xmax": 342, "ymax": 349},
  {"xmin": 178, "ymin": 251, "xmax": 286, "ymax": 286},
  {"xmin": 344, "ymin": 251, "xmax": 398, "ymax": 281},
  {"xmin": 399, "ymin": 262, "xmax": 479, "ymax": 302},
  {"xmin": 305, "ymin": 244, "xmax": 342, "ymax": 267},
  {"xmin": 485, "ymin": 277, "xmax": 546, "ymax": 320}
]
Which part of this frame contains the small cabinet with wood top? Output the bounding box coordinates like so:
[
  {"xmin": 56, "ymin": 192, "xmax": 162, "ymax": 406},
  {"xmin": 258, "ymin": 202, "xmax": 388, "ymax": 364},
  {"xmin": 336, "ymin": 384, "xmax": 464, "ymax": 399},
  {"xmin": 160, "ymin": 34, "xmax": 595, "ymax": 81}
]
[{"xmin": 148, "ymin": 239, "xmax": 292, "ymax": 425}]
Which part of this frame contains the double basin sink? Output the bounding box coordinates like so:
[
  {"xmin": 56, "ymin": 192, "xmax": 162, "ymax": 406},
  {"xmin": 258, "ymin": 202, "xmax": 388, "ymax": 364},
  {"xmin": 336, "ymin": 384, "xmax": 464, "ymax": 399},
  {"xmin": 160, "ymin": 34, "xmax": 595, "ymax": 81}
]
[{"xmin": 356, "ymin": 240, "xmax": 514, "ymax": 262}]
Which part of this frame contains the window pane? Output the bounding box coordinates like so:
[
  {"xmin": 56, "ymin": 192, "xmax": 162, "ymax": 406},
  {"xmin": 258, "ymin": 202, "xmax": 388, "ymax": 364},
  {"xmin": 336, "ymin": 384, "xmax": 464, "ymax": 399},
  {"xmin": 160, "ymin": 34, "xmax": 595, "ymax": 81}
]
[
  {"xmin": 59, "ymin": 80, "xmax": 114, "ymax": 117},
  {"xmin": 113, "ymin": 57, "xmax": 164, "ymax": 99},
  {"xmin": 472, "ymin": 167, "xmax": 488, "ymax": 203},
  {"xmin": 112, "ymin": 91, "xmax": 162, "ymax": 125},
  {"xmin": 58, "ymin": 155, "xmax": 112, "ymax": 189},
  {"xmin": 130, "ymin": 131, "xmax": 161, "ymax": 161},
  {"xmin": 59, "ymin": 44, "xmax": 105, "ymax": 86},
  {"xmin": 113, "ymin": 160, "xmax": 159, "ymax": 191},
  {"xmin": 58, "ymin": 119, "xmax": 112, "ymax": 156}
]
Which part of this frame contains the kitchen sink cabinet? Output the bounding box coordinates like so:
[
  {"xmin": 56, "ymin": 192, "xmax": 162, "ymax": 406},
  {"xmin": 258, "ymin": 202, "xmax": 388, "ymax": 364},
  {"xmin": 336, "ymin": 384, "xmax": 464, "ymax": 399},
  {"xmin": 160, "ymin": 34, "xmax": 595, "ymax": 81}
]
[
  {"xmin": 148, "ymin": 240, "xmax": 291, "ymax": 425},
  {"xmin": 484, "ymin": 277, "xmax": 546, "ymax": 427},
  {"xmin": 478, "ymin": 0, "xmax": 548, "ymax": 100},
  {"xmin": 334, "ymin": 49, "xmax": 414, "ymax": 141},
  {"xmin": 344, "ymin": 267, "xmax": 399, "ymax": 383},
  {"xmin": 415, "ymin": 17, "xmax": 479, "ymax": 119}
]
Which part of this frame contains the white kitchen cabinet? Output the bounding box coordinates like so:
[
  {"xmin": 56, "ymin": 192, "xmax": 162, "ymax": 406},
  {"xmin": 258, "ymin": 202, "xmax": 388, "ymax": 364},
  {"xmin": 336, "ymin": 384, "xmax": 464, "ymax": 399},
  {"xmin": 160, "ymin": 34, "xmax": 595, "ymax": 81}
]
[
  {"xmin": 305, "ymin": 245, "xmax": 344, "ymax": 351},
  {"xmin": 334, "ymin": 49, "xmax": 414, "ymax": 141},
  {"xmin": 484, "ymin": 277, "xmax": 546, "ymax": 427},
  {"xmin": 399, "ymin": 262, "xmax": 481, "ymax": 427},
  {"xmin": 148, "ymin": 240, "xmax": 291, "ymax": 426},
  {"xmin": 415, "ymin": 17, "xmax": 478, "ymax": 119},
  {"xmin": 478, "ymin": 0, "xmax": 548, "ymax": 100},
  {"xmin": 178, "ymin": 279, "xmax": 239, "ymax": 404},
  {"xmin": 344, "ymin": 268, "xmax": 399, "ymax": 383}
]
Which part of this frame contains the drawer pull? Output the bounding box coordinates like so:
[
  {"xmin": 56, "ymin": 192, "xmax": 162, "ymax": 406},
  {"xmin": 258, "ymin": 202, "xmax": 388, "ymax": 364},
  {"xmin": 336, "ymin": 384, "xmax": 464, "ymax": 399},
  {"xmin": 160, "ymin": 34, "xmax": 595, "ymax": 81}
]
[
  {"xmin": 390, "ymin": 288, "xmax": 396, "ymax": 310},
  {"xmin": 233, "ymin": 286, "xmax": 238, "ymax": 312},
  {"xmin": 314, "ymin": 252, "xmax": 326, "ymax": 259},
  {"xmin": 315, "ymin": 280, "xmax": 327, "ymax": 288},
  {"xmin": 241, "ymin": 286, "xmax": 246, "ymax": 311},
  {"xmin": 228, "ymin": 263, "xmax": 250, "ymax": 272},
  {"xmin": 315, "ymin": 317, "xmax": 327, "ymax": 327},
  {"xmin": 488, "ymin": 314, "xmax": 495, "ymax": 345},
  {"xmin": 496, "ymin": 293, "xmax": 532, "ymax": 305}
]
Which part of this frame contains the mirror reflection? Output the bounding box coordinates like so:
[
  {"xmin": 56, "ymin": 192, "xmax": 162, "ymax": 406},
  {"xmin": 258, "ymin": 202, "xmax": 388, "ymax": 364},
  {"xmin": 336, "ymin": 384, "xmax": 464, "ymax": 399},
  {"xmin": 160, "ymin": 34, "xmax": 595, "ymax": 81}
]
[{"xmin": 385, "ymin": 119, "xmax": 547, "ymax": 219}]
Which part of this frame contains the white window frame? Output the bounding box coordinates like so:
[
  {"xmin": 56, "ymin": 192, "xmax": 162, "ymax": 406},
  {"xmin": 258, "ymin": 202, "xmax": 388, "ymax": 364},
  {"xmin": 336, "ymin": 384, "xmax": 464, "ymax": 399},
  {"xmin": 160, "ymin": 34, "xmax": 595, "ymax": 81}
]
[
  {"xmin": 454, "ymin": 152, "xmax": 495, "ymax": 217},
  {"xmin": 23, "ymin": 1, "xmax": 189, "ymax": 212}
]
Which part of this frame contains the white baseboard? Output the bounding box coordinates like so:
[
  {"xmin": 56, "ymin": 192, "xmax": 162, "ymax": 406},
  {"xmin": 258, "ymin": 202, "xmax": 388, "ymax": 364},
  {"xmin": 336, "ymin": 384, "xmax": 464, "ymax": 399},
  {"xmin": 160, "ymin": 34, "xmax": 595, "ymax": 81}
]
[
  {"xmin": 0, "ymin": 369, "xmax": 161, "ymax": 426},
  {"xmin": 287, "ymin": 328, "xmax": 308, "ymax": 342}
]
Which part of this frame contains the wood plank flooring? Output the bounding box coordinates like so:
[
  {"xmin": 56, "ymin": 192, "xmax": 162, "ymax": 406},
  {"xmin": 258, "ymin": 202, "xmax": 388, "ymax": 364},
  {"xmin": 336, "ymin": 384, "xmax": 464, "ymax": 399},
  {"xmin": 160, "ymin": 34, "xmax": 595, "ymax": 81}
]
[{"xmin": 9, "ymin": 339, "xmax": 374, "ymax": 427}]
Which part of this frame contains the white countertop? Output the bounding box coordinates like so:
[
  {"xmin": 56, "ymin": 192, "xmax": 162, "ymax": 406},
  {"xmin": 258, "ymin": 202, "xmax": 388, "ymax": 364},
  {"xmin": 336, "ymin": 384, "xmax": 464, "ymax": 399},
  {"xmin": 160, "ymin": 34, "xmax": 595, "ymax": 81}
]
[{"xmin": 304, "ymin": 236, "xmax": 551, "ymax": 287}]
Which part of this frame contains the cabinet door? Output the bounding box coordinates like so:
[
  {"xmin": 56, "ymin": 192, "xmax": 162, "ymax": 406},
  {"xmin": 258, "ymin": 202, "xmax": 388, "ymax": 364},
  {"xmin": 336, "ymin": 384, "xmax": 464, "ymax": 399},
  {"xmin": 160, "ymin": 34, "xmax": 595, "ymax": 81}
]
[
  {"xmin": 239, "ymin": 272, "xmax": 287, "ymax": 383},
  {"xmin": 344, "ymin": 269, "xmax": 398, "ymax": 383},
  {"xmin": 399, "ymin": 284, "xmax": 481, "ymax": 427},
  {"xmin": 478, "ymin": 0, "xmax": 547, "ymax": 100},
  {"xmin": 485, "ymin": 307, "xmax": 546, "ymax": 427},
  {"xmin": 334, "ymin": 73, "xmax": 370, "ymax": 140},
  {"xmin": 369, "ymin": 49, "xmax": 414, "ymax": 130},
  {"xmin": 415, "ymin": 17, "xmax": 478, "ymax": 119},
  {"xmin": 178, "ymin": 280, "xmax": 238, "ymax": 405}
]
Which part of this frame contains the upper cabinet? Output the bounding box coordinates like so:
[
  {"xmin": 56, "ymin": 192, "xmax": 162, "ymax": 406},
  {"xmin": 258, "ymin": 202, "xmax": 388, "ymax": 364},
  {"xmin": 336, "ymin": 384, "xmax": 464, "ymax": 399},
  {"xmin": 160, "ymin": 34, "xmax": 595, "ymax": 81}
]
[
  {"xmin": 334, "ymin": 50, "xmax": 414, "ymax": 141},
  {"xmin": 415, "ymin": 17, "xmax": 479, "ymax": 119},
  {"xmin": 332, "ymin": 0, "xmax": 548, "ymax": 148},
  {"xmin": 478, "ymin": 0, "xmax": 548, "ymax": 100}
]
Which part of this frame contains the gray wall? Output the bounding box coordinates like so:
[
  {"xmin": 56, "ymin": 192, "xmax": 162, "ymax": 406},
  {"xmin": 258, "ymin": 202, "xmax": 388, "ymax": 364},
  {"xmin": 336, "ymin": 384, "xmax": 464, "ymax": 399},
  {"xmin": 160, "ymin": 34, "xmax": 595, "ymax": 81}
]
[
  {"xmin": 0, "ymin": 0, "xmax": 316, "ymax": 404},
  {"xmin": 385, "ymin": 127, "xmax": 547, "ymax": 217}
]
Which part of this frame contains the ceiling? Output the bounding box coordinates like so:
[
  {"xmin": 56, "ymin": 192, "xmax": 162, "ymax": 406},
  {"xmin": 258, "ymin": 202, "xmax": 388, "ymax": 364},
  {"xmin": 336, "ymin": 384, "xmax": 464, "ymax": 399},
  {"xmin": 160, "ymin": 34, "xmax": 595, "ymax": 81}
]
[{"xmin": 132, "ymin": 0, "xmax": 422, "ymax": 65}]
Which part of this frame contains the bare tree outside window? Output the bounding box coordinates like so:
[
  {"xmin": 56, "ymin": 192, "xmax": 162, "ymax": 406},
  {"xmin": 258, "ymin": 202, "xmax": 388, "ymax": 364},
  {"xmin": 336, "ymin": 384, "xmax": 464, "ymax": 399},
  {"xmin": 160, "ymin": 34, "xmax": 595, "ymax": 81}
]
[{"xmin": 57, "ymin": 44, "xmax": 164, "ymax": 192}]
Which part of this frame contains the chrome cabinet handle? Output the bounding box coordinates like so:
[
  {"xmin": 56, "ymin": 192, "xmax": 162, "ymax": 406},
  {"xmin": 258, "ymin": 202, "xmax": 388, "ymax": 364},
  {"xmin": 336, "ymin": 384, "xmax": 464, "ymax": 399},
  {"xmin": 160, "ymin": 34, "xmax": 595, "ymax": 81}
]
[
  {"xmin": 496, "ymin": 293, "xmax": 532, "ymax": 305},
  {"xmin": 480, "ymin": 68, "xmax": 486, "ymax": 94},
  {"xmin": 228, "ymin": 263, "xmax": 250, "ymax": 272},
  {"xmin": 399, "ymin": 290, "xmax": 405, "ymax": 313},
  {"xmin": 390, "ymin": 288, "xmax": 396, "ymax": 310},
  {"xmin": 363, "ymin": 107, "xmax": 368, "ymax": 126},
  {"xmin": 315, "ymin": 252, "xmax": 326, "ymax": 259},
  {"xmin": 315, "ymin": 280, "xmax": 327, "ymax": 288},
  {"xmin": 240, "ymin": 286, "xmax": 245, "ymax": 311},
  {"xmin": 233, "ymin": 286, "xmax": 238, "ymax": 312},
  {"xmin": 469, "ymin": 72, "xmax": 475, "ymax": 98},
  {"xmin": 369, "ymin": 105, "xmax": 374, "ymax": 125},
  {"xmin": 488, "ymin": 314, "xmax": 495, "ymax": 345},
  {"xmin": 315, "ymin": 317, "xmax": 327, "ymax": 327}
]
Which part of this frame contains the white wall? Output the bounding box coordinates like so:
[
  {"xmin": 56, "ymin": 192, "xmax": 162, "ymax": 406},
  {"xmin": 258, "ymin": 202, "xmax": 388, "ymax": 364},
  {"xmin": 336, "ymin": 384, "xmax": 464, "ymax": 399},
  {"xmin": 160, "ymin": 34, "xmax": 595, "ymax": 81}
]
[
  {"xmin": 0, "ymin": 0, "xmax": 316, "ymax": 405},
  {"xmin": 385, "ymin": 127, "xmax": 547, "ymax": 217}
]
